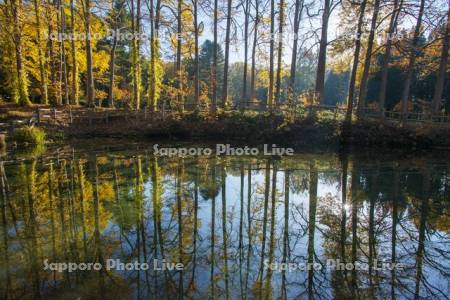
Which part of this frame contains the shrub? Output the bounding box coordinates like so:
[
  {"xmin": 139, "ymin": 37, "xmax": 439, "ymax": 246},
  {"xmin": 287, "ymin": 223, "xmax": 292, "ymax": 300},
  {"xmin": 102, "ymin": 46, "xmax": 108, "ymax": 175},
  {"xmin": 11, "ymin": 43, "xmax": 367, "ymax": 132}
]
[{"xmin": 11, "ymin": 126, "xmax": 46, "ymax": 145}]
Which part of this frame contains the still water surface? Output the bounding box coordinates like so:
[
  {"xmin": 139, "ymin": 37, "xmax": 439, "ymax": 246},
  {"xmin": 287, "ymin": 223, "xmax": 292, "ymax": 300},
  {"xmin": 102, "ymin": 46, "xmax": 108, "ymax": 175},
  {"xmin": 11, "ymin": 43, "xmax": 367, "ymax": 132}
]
[{"xmin": 0, "ymin": 142, "xmax": 449, "ymax": 299}]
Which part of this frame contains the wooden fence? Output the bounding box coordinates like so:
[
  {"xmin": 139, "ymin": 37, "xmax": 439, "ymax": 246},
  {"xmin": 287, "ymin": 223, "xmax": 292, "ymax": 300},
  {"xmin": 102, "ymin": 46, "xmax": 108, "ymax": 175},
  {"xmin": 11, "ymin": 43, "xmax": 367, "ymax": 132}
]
[
  {"xmin": 35, "ymin": 107, "xmax": 173, "ymax": 126},
  {"xmin": 33, "ymin": 106, "xmax": 450, "ymax": 126},
  {"xmin": 363, "ymin": 108, "xmax": 450, "ymax": 123}
]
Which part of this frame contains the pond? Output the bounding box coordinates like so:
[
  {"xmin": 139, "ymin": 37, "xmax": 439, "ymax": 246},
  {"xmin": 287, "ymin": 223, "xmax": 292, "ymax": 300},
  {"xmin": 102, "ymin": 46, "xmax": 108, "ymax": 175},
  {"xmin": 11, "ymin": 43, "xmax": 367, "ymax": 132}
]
[{"xmin": 0, "ymin": 141, "xmax": 449, "ymax": 299}]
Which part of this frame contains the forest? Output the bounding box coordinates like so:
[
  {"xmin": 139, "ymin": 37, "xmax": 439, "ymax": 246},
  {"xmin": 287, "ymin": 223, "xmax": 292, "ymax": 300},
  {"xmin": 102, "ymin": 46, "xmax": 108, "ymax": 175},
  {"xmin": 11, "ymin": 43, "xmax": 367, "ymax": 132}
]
[
  {"xmin": 0, "ymin": 0, "xmax": 448, "ymax": 119},
  {"xmin": 1, "ymin": 0, "xmax": 450, "ymax": 298}
]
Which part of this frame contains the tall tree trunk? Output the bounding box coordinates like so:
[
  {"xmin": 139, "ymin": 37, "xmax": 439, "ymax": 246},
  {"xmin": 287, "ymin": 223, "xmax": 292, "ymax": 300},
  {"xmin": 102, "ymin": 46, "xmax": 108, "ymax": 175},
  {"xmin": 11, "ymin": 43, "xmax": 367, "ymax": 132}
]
[
  {"xmin": 10, "ymin": 0, "xmax": 30, "ymax": 105},
  {"xmin": 108, "ymin": 0, "xmax": 120, "ymax": 108},
  {"xmin": 46, "ymin": 0, "xmax": 57, "ymax": 104},
  {"xmin": 148, "ymin": 0, "xmax": 154, "ymax": 110},
  {"xmin": 130, "ymin": 0, "xmax": 141, "ymax": 110},
  {"xmin": 346, "ymin": 0, "xmax": 368, "ymax": 122},
  {"xmin": 136, "ymin": 0, "xmax": 141, "ymax": 109},
  {"xmin": 70, "ymin": 0, "xmax": 79, "ymax": 105},
  {"xmin": 357, "ymin": 0, "xmax": 380, "ymax": 116},
  {"xmin": 222, "ymin": 0, "xmax": 232, "ymax": 109},
  {"xmin": 268, "ymin": 0, "xmax": 275, "ymax": 112},
  {"xmin": 249, "ymin": 0, "xmax": 259, "ymax": 106},
  {"xmin": 400, "ymin": 0, "xmax": 425, "ymax": 119},
  {"xmin": 148, "ymin": 0, "xmax": 161, "ymax": 110},
  {"xmin": 57, "ymin": 3, "xmax": 63, "ymax": 106},
  {"xmin": 130, "ymin": 0, "xmax": 136, "ymax": 108},
  {"xmin": 211, "ymin": 0, "xmax": 218, "ymax": 114},
  {"xmin": 288, "ymin": 0, "xmax": 303, "ymax": 108},
  {"xmin": 432, "ymin": 7, "xmax": 449, "ymax": 115},
  {"xmin": 378, "ymin": 0, "xmax": 402, "ymax": 116},
  {"xmin": 193, "ymin": 0, "xmax": 200, "ymax": 112},
  {"xmin": 176, "ymin": 0, "xmax": 183, "ymax": 113},
  {"xmin": 59, "ymin": 0, "xmax": 69, "ymax": 105},
  {"xmin": 314, "ymin": 0, "xmax": 330, "ymax": 105},
  {"xmin": 274, "ymin": 0, "xmax": 285, "ymax": 108},
  {"xmin": 241, "ymin": 0, "xmax": 250, "ymax": 110},
  {"xmin": 84, "ymin": 0, "xmax": 95, "ymax": 107},
  {"xmin": 33, "ymin": 0, "xmax": 49, "ymax": 104},
  {"xmin": 108, "ymin": 35, "xmax": 117, "ymax": 108}
]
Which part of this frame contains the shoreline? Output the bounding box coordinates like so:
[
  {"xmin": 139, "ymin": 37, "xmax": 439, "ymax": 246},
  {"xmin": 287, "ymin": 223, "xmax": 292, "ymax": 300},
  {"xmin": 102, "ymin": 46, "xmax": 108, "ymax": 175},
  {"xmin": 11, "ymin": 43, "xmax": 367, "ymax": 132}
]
[
  {"xmin": 58, "ymin": 113, "xmax": 450, "ymax": 150},
  {"xmin": 2, "ymin": 104, "xmax": 449, "ymax": 150}
]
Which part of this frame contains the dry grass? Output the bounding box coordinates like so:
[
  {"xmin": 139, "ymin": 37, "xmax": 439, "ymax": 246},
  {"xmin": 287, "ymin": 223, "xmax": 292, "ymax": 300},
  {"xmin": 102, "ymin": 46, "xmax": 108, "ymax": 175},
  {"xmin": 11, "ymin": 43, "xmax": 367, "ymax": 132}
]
[{"xmin": 7, "ymin": 110, "xmax": 33, "ymax": 118}]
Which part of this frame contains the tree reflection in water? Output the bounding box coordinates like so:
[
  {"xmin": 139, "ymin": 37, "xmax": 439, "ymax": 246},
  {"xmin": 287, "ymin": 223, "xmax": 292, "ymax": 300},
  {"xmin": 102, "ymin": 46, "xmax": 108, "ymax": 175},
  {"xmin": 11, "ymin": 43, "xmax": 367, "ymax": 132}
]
[{"xmin": 0, "ymin": 145, "xmax": 449, "ymax": 299}]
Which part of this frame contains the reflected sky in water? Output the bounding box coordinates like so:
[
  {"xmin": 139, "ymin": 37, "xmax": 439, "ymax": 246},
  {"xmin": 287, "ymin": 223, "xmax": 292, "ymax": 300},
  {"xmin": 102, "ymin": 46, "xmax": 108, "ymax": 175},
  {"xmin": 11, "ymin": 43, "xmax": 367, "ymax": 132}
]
[{"xmin": 0, "ymin": 142, "xmax": 449, "ymax": 299}]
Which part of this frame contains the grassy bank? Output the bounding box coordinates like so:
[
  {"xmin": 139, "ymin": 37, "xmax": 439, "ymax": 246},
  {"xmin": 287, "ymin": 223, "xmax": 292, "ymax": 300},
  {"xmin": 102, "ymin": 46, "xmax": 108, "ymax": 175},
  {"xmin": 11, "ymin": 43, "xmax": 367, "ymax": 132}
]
[
  {"xmin": 0, "ymin": 102, "xmax": 446, "ymax": 149},
  {"xmin": 62, "ymin": 111, "xmax": 450, "ymax": 150}
]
